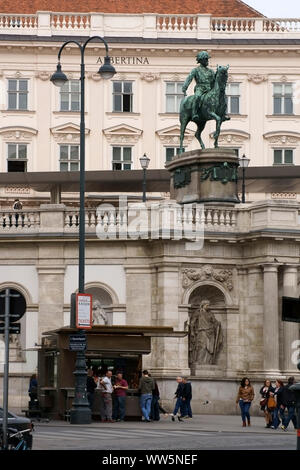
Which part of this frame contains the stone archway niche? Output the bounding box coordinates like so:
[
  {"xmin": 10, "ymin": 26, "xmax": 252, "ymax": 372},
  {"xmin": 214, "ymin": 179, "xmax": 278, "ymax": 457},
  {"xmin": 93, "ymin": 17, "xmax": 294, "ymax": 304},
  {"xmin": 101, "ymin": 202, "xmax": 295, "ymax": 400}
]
[
  {"xmin": 188, "ymin": 284, "xmax": 227, "ymax": 375},
  {"xmin": 85, "ymin": 286, "xmax": 113, "ymax": 326}
]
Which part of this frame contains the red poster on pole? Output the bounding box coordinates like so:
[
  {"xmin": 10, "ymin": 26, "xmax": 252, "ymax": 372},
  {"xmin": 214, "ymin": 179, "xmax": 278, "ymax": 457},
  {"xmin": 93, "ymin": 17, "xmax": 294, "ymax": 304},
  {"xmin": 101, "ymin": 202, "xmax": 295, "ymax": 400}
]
[{"xmin": 76, "ymin": 293, "xmax": 92, "ymax": 329}]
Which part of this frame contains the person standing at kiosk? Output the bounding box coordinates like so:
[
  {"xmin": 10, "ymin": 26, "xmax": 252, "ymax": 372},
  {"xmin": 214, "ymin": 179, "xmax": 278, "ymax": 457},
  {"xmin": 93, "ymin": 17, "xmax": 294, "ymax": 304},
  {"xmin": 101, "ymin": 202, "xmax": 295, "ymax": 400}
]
[{"xmin": 100, "ymin": 370, "xmax": 114, "ymax": 422}]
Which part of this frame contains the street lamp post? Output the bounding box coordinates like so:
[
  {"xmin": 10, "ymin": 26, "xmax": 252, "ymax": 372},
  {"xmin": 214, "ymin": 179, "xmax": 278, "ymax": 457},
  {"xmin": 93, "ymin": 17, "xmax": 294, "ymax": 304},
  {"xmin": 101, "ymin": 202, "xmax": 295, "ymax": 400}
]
[
  {"xmin": 239, "ymin": 153, "xmax": 250, "ymax": 203},
  {"xmin": 139, "ymin": 153, "xmax": 150, "ymax": 203},
  {"xmin": 50, "ymin": 37, "xmax": 116, "ymax": 425}
]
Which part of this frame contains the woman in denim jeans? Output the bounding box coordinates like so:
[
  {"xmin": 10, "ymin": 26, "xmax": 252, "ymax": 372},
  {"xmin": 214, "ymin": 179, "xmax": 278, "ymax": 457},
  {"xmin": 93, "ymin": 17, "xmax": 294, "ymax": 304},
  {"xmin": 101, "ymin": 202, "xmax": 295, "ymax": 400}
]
[{"xmin": 236, "ymin": 377, "xmax": 255, "ymax": 427}]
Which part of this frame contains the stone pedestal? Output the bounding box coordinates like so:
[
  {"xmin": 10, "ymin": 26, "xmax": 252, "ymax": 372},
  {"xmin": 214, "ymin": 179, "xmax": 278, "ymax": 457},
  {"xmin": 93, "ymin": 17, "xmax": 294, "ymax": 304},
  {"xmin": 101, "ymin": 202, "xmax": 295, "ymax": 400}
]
[{"xmin": 165, "ymin": 148, "xmax": 239, "ymax": 204}]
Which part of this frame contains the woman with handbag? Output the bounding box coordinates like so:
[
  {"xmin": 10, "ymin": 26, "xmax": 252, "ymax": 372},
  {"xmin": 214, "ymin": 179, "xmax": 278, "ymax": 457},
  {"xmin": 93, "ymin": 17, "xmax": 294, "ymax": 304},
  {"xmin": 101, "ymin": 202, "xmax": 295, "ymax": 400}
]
[
  {"xmin": 236, "ymin": 377, "xmax": 255, "ymax": 427},
  {"xmin": 259, "ymin": 379, "xmax": 275, "ymax": 428},
  {"xmin": 271, "ymin": 379, "xmax": 285, "ymax": 429}
]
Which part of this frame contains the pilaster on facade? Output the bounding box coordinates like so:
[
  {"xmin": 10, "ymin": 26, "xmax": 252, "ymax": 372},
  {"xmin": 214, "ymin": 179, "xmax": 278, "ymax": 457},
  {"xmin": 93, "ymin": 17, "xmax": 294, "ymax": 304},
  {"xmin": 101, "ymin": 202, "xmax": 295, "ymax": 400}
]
[{"xmin": 262, "ymin": 264, "xmax": 280, "ymax": 373}]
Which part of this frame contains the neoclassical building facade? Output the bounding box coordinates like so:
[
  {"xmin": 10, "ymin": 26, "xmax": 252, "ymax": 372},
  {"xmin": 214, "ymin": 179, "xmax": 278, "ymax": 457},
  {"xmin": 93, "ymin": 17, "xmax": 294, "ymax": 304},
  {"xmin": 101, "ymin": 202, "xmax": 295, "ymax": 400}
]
[{"xmin": 0, "ymin": 1, "xmax": 300, "ymax": 414}]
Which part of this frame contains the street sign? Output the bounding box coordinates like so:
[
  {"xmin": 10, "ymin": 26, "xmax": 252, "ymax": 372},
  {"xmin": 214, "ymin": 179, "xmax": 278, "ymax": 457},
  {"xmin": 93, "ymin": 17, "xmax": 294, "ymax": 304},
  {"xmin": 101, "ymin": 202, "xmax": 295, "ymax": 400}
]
[
  {"xmin": 0, "ymin": 322, "xmax": 21, "ymax": 334},
  {"xmin": 0, "ymin": 289, "xmax": 26, "ymax": 323},
  {"xmin": 69, "ymin": 334, "xmax": 87, "ymax": 351},
  {"xmin": 76, "ymin": 293, "xmax": 92, "ymax": 329}
]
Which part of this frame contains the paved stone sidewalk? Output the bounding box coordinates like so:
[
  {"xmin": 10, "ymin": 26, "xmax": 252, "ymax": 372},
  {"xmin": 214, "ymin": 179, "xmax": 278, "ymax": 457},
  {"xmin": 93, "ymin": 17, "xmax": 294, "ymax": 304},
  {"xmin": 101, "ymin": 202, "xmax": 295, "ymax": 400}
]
[{"xmin": 26, "ymin": 414, "xmax": 297, "ymax": 435}]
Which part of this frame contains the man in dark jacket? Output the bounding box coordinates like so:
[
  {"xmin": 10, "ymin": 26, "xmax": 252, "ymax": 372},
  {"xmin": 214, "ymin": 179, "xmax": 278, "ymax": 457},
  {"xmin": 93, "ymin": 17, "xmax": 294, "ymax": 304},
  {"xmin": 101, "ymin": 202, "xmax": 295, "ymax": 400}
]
[
  {"xmin": 86, "ymin": 369, "xmax": 97, "ymax": 410},
  {"xmin": 181, "ymin": 377, "xmax": 193, "ymax": 419},
  {"xmin": 281, "ymin": 376, "xmax": 297, "ymax": 431},
  {"xmin": 170, "ymin": 377, "xmax": 185, "ymax": 422},
  {"xmin": 138, "ymin": 370, "xmax": 155, "ymax": 422}
]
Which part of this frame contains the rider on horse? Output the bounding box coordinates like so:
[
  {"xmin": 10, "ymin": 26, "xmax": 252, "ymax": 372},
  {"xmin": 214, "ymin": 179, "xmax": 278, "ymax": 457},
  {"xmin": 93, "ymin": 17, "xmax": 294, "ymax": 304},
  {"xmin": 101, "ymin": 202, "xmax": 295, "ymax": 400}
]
[{"xmin": 182, "ymin": 51, "xmax": 216, "ymax": 122}]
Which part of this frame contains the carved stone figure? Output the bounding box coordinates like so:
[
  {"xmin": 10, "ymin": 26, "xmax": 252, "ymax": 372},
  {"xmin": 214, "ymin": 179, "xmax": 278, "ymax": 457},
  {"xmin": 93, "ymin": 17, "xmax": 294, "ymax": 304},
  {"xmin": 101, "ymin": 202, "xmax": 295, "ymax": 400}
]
[
  {"xmin": 92, "ymin": 299, "xmax": 108, "ymax": 325},
  {"xmin": 189, "ymin": 299, "xmax": 223, "ymax": 368},
  {"xmin": 180, "ymin": 51, "xmax": 230, "ymax": 150}
]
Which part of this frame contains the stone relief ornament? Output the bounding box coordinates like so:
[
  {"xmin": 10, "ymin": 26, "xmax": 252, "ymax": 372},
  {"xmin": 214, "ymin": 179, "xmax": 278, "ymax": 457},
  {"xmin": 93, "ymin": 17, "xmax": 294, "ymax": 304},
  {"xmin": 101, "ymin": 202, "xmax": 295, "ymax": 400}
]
[
  {"xmin": 182, "ymin": 266, "xmax": 233, "ymax": 291},
  {"xmin": 35, "ymin": 71, "xmax": 51, "ymax": 81},
  {"xmin": 88, "ymin": 72, "xmax": 101, "ymax": 81},
  {"xmin": 200, "ymin": 162, "xmax": 238, "ymax": 184},
  {"xmin": 140, "ymin": 73, "xmax": 160, "ymax": 82},
  {"xmin": 247, "ymin": 74, "xmax": 268, "ymax": 84},
  {"xmin": 188, "ymin": 299, "xmax": 223, "ymax": 368}
]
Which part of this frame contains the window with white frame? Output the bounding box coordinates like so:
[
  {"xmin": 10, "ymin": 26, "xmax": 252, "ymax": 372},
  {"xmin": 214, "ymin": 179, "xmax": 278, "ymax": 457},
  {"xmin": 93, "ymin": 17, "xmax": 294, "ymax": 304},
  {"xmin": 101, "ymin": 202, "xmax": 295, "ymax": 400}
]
[
  {"xmin": 273, "ymin": 149, "xmax": 294, "ymax": 165},
  {"xmin": 113, "ymin": 81, "xmax": 133, "ymax": 112},
  {"xmin": 226, "ymin": 83, "xmax": 240, "ymax": 114},
  {"xmin": 166, "ymin": 82, "xmax": 184, "ymax": 113},
  {"xmin": 8, "ymin": 79, "xmax": 28, "ymax": 110},
  {"xmin": 60, "ymin": 80, "xmax": 80, "ymax": 111},
  {"xmin": 59, "ymin": 145, "xmax": 79, "ymax": 171},
  {"xmin": 273, "ymin": 83, "xmax": 293, "ymax": 114},
  {"xmin": 7, "ymin": 143, "xmax": 27, "ymax": 172},
  {"xmin": 112, "ymin": 147, "xmax": 132, "ymax": 170},
  {"xmin": 165, "ymin": 147, "xmax": 184, "ymax": 162}
]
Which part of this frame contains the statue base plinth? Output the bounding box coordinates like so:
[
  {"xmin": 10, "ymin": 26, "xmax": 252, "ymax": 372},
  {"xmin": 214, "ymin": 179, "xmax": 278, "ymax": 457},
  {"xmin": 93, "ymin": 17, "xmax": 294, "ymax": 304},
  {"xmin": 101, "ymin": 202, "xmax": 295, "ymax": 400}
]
[{"xmin": 165, "ymin": 148, "xmax": 240, "ymax": 205}]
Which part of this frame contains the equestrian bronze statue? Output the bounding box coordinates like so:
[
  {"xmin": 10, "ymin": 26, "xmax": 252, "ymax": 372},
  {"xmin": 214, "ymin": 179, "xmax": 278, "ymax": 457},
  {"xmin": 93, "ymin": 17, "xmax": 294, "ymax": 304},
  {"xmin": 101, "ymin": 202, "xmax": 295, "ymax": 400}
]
[{"xmin": 179, "ymin": 51, "xmax": 230, "ymax": 152}]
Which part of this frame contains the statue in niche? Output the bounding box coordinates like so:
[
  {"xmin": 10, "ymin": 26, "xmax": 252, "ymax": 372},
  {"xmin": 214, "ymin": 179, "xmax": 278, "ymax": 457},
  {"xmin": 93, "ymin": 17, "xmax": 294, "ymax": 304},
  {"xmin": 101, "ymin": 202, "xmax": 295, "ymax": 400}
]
[
  {"xmin": 92, "ymin": 299, "xmax": 108, "ymax": 325},
  {"xmin": 189, "ymin": 299, "xmax": 223, "ymax": 368},
  {"xmin": 0, "ymin": 334, "xmax": 23, "ymax": 361}
]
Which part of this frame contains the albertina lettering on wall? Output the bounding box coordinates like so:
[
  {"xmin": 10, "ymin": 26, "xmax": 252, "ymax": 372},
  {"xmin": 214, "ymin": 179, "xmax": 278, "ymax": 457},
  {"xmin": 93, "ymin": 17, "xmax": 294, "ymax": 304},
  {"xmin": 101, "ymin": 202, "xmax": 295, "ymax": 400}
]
[{"xmin": 97, "ymin": 56, "xmax": 150, "ymax": 65}]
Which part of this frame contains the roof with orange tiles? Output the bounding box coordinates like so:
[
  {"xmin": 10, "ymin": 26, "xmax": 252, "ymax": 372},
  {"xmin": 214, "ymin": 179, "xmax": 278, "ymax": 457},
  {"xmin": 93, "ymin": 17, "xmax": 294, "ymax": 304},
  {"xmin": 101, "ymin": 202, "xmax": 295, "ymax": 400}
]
[{"xmin": 0, "ymin": 1, "xmax": 263, "ymax": 17}]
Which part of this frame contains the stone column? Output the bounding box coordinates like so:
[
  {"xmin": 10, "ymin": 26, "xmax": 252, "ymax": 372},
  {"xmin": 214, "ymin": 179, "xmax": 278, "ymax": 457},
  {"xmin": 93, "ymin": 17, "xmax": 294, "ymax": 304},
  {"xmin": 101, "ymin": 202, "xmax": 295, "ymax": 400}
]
[
  {"xmin": 263, "ymin": 264, "xmax": 280, "ymax": 373},
  {"xmin": 124, "ymin": 265, "xmax": 152, "ymax": 326},
  {"xmin": 37, "ymin": 265, "xmax": 65, "ymax": 341},
  {"xmin": 246, "ymin": 267, "xmax": 264, "ymax": 372},
  {"xmin": 282, "ymin": 265, "xmax": 300, "ymax": 372},
  {"xmin": 152, "ymin": 264, "xmax": 189, "ymax": 375},
  {"xmin": 237, "ymin": 268, "xmax": 248, "ymax": 371}
]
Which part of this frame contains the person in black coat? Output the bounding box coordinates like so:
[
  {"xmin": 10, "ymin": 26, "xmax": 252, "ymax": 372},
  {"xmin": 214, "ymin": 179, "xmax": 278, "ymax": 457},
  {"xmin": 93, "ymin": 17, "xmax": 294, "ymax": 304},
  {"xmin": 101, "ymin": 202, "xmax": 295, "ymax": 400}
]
[
  {"xmin": 86, "ymin": 368, "xmax": 97, "ymax": 410},
  {"xmin": 281, "ymin": 376, "xmax": 297, "ymax": 431},
  {"xmin": 170, "ymin": 377, "xmax": 185, "ymax": 422},
  {"xmin": 181, "ymin": 377, "xmax": 192, "ymax": 419}
]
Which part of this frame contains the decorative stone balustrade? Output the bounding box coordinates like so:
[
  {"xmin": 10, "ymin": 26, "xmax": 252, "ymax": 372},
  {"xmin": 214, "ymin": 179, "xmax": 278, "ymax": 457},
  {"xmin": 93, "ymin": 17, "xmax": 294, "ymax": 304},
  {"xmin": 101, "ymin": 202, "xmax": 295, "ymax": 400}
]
[
  {"xmin": 0, "ymin": 202, "xmax": 299, "ymax": 239},
  {"xmin": 50, "ymin": 13, "xmax": 91, "ymax": 31},
  {"xmin": 0, "ymin": 14, "xmax": 38, "ymax": 33},
  {"xmin": 156, "ymin": 15, "xmax": 198, "ymax": 32},
  {"xmin": 211, "ymin": 17, "xmax": 256, "ymax": 32},
  {"xmin": 0, "ymin": 12, "xmax": 299, "ymax": 38},
  {"xmin": 0, "ymin": 210, "xmax": 40, "ymax": 231}
]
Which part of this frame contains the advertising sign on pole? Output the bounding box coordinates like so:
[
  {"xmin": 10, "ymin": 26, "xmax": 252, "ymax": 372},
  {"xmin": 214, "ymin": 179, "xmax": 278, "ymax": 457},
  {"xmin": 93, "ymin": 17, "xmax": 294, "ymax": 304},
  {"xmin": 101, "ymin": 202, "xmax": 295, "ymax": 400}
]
[{"xmin": 76, "ymin": 293, "xmax": 92, "ymax": 329}]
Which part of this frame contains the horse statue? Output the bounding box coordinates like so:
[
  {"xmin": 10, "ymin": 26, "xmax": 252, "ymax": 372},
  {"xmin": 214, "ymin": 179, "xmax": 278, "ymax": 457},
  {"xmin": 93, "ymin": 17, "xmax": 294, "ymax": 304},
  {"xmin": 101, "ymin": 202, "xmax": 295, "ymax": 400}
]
[{"xmin": 179, "ymin": 65, "xmax": 230, "ymax": 152}]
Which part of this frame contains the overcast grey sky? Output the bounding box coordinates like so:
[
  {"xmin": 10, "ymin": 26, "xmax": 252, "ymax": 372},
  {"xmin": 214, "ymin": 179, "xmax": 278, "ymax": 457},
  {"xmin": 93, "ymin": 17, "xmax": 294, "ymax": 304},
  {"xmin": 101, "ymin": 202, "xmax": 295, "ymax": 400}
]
[{"xmin": 245, "ymin": 0, "xmax": 300, "ymax": 17}]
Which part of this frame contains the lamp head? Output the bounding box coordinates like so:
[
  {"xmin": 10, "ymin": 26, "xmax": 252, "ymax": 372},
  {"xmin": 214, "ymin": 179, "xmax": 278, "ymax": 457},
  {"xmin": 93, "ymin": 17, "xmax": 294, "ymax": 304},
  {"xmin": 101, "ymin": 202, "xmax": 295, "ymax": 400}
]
[
  {"xmin": 50, "ymin": 63, "xmax": 68, "ymax": 87},
  {"xmin": 139, "ymin": 153, "xmax": 150, "ymax": 170},
  {"xmin": 98, "ymin": 56, "xmax": 116, "ymax": 80},
  {"xmin": 239, "ymin": 154, "xmax": 250, "ymax": 168}
]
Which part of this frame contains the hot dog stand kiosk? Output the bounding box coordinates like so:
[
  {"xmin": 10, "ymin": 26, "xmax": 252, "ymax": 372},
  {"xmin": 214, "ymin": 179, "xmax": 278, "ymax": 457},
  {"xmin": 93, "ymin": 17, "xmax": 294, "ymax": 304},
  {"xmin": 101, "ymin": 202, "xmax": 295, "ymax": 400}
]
[{"xmin": 37, "ymin": 325, "xmax": 184, "ymax": 420}]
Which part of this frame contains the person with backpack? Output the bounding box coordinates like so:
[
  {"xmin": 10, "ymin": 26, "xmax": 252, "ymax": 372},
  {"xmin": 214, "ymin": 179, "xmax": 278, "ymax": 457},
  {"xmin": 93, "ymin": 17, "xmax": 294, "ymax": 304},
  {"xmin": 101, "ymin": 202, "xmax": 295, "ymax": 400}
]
[{"xmin": 281, "ymin": 376, "xmax": 297, "ymax": 431}]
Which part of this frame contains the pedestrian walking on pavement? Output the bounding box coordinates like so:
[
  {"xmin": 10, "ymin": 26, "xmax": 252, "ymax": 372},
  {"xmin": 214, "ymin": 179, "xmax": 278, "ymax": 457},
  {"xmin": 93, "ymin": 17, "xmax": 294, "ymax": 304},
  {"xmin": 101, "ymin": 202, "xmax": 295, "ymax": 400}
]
[
  {"xmin": 236, "ymin": 377, "xmax": 255, "ymax": 427},
  {"xmin": 259, "ymin": 379, "xmax": 275, "ymax": 428},
  {"xmin": 86, "ymin": 368, "xmax": 97, "ymax": 411},
  {"xmin": 138, "ymin": 370, "xmax": 155, "ymax": 422},
  {"xmin": 280, "ymin": 376, "xmax": 297, "ymax": 432},
  {"xmin": 170, "ymin": 377, "xmax": 185, "ymax": 422},
  {"xmin": 112, "ymin": 371, "xmax": 128, "ymax": 422},
  {"xmin": 271, "ymin": 379, "xmax": 285, "ymax": 429},
  {"xmin": 99, "ymin": 370, "xmax": 114, "ymax": 422},
  {"xmin": 181, "ymin": 377, "xmax": 193, "ymax": 419},
  {"xmin": 149, "ymin": 375, "xmax": 160, "ymax": 421}
]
